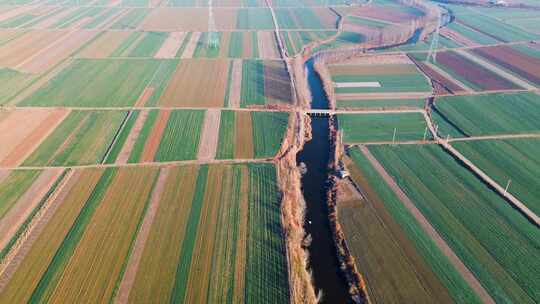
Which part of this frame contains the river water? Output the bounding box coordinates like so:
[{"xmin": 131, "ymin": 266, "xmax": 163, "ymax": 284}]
[{"xmin": 296, "ymin": 59, "xmax": 350, "ymax": 303}]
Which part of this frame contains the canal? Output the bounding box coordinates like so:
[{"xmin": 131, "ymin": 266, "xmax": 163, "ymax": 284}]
[{"xmin": 296, "ymin": 59, "xmax": 350, "ymax": 303}]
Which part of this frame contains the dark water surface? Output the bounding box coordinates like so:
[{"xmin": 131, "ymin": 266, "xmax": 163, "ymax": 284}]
[{"xmin": 295, "ymin": 59, "xmax": 350, "ymax": 303}]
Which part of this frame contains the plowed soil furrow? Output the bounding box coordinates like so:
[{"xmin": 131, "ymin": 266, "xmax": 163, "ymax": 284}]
[
  {"xmin": 197, "ymin": 109, "xmax": 221, "ymax": 161},
  {"xmin": 140, "ymin": 110, "xmax": 171, "ymax": 163},
  {"xmin": 115, "ymin": 167, "xmax": 169, "ymax": 304},
  {"xmin": 116, "ymin": 110, "xmax": 150, "ymax": 164},
  {"xmin": 0, "ymin": 168, "xmax": 63, "ymax": 252},
  {"xmin": 0, "ymin": 169, "xmax": 78, "ymax": 291},
  {"xmin": 0, "ymin": 109, "xmax": 69, "ymax": 167},
  {"xmin": 154, "ymin": 32, "xmax": 186, "ymax": 59},
  {"xmin": 180, "ymin": 32, "xmax": 201, "ymax": 59}
]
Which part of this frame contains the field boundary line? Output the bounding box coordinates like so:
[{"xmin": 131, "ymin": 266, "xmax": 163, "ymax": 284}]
[
  {"xmin": 448, "ymin": 133, "xmax": 540, "ymax": 142},
  {"xmin": 422, "ymin": 60, "xmax": 475, "ymax": 93},
  {"xmin": 101, "ymin": 110, "xmax": 133, "ymax": 164},
  {"xmin": 454, "ymin": 49, "xmax": 537, "ymax": 90},
  {"xmin": 359, "ymin": 146, "xmax": 496, "ymax": 304},
  {"xmin": 114, "ymin": 167, "xmax": 169, "ymax": 304},
  {"xmin": 423, "ymin": 111, "xmax": 540, "ymax": 227},
  {"xmin": 0, "ymin": 169, "xmax": 76, "ymax": 291}
]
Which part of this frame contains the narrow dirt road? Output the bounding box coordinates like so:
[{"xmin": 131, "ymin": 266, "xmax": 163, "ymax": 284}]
[{"xmin": 359, "ymin": 146, "xmax": 495, "ymax": 304}]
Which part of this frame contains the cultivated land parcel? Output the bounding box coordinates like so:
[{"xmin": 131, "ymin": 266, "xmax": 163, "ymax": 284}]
[{"xmin": 1, "ymin": 0, "xmax": 540, "ymax": 303}]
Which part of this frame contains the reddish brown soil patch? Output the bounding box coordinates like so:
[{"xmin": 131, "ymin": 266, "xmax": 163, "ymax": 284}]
[
  {"xmin": 408, "ymin": 55, "xmax": 465, "ymax": 94},
  {"xmin": 264, "ymin": 60, "xmax": 293, "ymax": 104},
  {"xmin": 437, "ymin": 51, "xmax": 521, "ymax": 91},
  {"xmin": 154, "ymin": 32, "xmax": 186, "ymax": 59},
  {"xmin": 116, "ymin": 110, "xmax": 150, "ymax": 164},
  {"xmin": 140, "ymin": 110, "xmax": 170, "ymax": 162},
  {"xmin": 0, "ymin": 109, "xmax": 69, "ymax": 167},
  {"xmin": 197, "ymin": 109, "xmax": 221, "ymax": 161},
  {"xmin": 134, "ymin": 87, "xmax": 154, "ymax": 107},
  {"xmin": 228, "ymin": 59, "xmax": 242, "ymax": 108},
  {"xmin": 472, "ymin": 45, "xmax": 540, "ymax": 86}
]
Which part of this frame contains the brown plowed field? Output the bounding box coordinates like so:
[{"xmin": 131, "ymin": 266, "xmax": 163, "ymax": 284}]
[
  {"xmin": 0, "ymin": 109, "xmax": 69, "ymax": 167},
  {"xmin": 409, "ymin": 56, "xmax": 465, "ymax": 94},
  {"xmin": 257, "ymin": 31, "xmax": 279, "ymax": 59},
  {"xmin": 228, "ymin": 59, "xmax": 242, "ymax": 108},
  {"xmin": 235, "ymin": 111, "xmax": 253, "ymax": 159},
  {"xmin": 154, "ymin": 32, "xmax": 186, "ymax": 59},
  {"xmin": 180, "ymin": 32, "xmax": 200, "ymax": 59},
  {"xmin": 19, "ymin": 30, "xmax": 98, "ymax": 73},
  {"xmin": 117, "ymin": 110, "xmax": 150, "ymax": 164},
  {"xmin": 264, "ymin": 60, "xmax": 293, "ymax": 104},
  {"xmin": 436, "ymin": 51, "xmax": 522, "ymax": 91},
  {"xmin": 472, "ymin": 45, "xmax": 540, "ymax": 86},
  {"xmin": 0, "ymin": 31, "xmax": 66, "ymax": 68},
  {"xmin": 0, "ymin": 109, "xmax": 67, "ymax": 166},
  {"xmin": 157, "ymin": 59, "xmax": 229, "ymax": 107},
  {"xmin": 78, "ymin": 31, "xmax": 131, "ymax": 58},
  {"xmin": 140, "ymin": 110, "xmax": 170, "ymax": 162}
]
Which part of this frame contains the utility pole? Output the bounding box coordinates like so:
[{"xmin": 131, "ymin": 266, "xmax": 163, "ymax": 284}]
[{"xmin": 426, "ymin": 8, "xmax": 441, "ymax": 63}]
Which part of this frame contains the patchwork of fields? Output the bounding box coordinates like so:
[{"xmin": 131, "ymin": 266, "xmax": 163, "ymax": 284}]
[
  {"xmin": 0, "ymin": 164, "xmax": 290, "ymax": 303},
  {"xmin": 2, "ymin": 0, "xmax": 540, "ymax": 302}
]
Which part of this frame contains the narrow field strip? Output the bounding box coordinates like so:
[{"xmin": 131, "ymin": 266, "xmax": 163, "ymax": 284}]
[
  {"xmin": 116, "ymin": 109, "xmax": 148, "ymax": 164},
  {"xmin": 0, "ymin": 169, "xmax": 77, "ymax": 291},
  {"xmin": 228, "ymin": 59, "xmax": 243, "ymax": 108},
  {"xmin": 0, "ymin": 168, "xmax": 104, "ymax": 302},
  {"xmin": 154, "ymin": 31, "xmax": 185, "ymax": 58},
  {"xmin": 197, "ymin": 109, "xmax": 221, "ymax": 161},
  {"xmin": 140, "ymin": 109, "xmax": 171, "ymax": 162},
  {"xmin": 115, "ymin": 167, "xmax": 169, "ymax": 303},
  {"xmin": 0, "ymin": 169, "xmax": 63, "ymax": 253},
  {"xmin": 180, "ymin": 31, "xmax": 200, "ymax": 59}
]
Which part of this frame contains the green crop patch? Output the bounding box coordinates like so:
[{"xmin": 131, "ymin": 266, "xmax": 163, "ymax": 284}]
[
  {"xmin": 453, "ymin": 139, "xmax": 540, "ymax": 216},
  {"xmin": 128, "ymin": 32, "xmax": 169, "ymax": 57},
  {"xmin": 20, "ymin": 59, "xmax": 163, "ymax": 107},
  {"xmin": 338, "ymin": 112, "xmax": 430, "ymax": 143},
  {"xmin": 337, "ymin": 98, "xmax": 425, "ymax": 109},
  {"xmin": 155, "ymin": 110, "xmax": 205, "ymax": 162},
  {"xmin": 241, "ymin": 60, "xmax": 293, "ymax": 107},
  {"xmin": 432, "ymin": 92, "xmax": 540, "ymax": 138},
  {"xmin": 369, "ymin": 144, "xmax": 540, "ymax": 303},
  {"xmin": 330, "ymin": 63, "xmax": 432, "ymax": 94},
  {"xmin": 23, "ymin": 110, "xmax": 127, "ymax": 166},
  {"xmin": 343, "ymin": 148, "xmax": 480, "ymax": 303},
  {"xmin": 0, "ymin": 170, "xmax": 41, "ymax": 220}
]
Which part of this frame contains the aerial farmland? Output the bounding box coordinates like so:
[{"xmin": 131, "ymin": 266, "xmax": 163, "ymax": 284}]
[{"xmin": 0, "ymin": 0, "xmax": 539, "ymax": 303}]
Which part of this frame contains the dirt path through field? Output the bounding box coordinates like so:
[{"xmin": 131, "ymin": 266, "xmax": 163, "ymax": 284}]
[
  {"xmin": 114, "ymin": 167, "xmax": 169, "ymax": 304},
  {"xmin": 0, "ymin": 168, "xmax": 63, "ymax": 252},
  {"xmin": 454, "ymin": 49, "xmax": 536, "ymax": 90},
  {"xmin": 0, "ymin": 109, "xmax": 69, "ymax": 167},
  {"xmin": 154, "ymin": 32, "xmax": 186, "ymax": 59},
  {"xmin": 117, "ymin": 110, "xmax": 150, "ymax": 164},
  {"xmin": 140, "ymin": 110, "xmax": 170, "ymax": 162},
  {"xmin": 359, "ymin": 146, "xmax": 495, "ymax": 304},
  {"xmin": 134, "ymin": 87, "xmax": 154, "ymax": 107},
  {"xmin": 0, "ymin": 169, "xmax": 77, "ymax": 291},
  {"xmin": 228, "ymin": 59, "xmax": 242, "ymax": 108},
  {"xmin": 197, "ymin": 109, "xmax": 221, "ymax": 161},
  {"xmin": 336, "ymin": 92, "xmax": 431, "ymax": 100},
  {"xmin": 257, "ymin": 31, "xmax": 279, "ymax": 59},
  {"xmin": 180, "ymin": 32, "xmax": 201, "ymax": 59}
]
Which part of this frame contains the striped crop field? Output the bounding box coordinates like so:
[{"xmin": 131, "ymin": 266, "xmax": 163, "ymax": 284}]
[
  {"xmin": 368, "ymin": 144, "xmax": 540, "ymax": 304},
  {"xmin": 0, "ymin": 164, "xmax": 290, "ymax": 302},
  {"xmin": 20, "ymin": 59, "xmax": 167, "ymax": 107},
  {"xmin": 341, "ymin": 148, "xmax": 480, "ymax": 303},
  {"xmin": 216, "ymin": 110, "xmax": 289, "ymax": 159},
  {"xmin": 22, "ymin": 110, "xmax": 127, "ymax": 166},
  {"xmin": 125, "ymin": 163, "xmax": 288, "ymax": 303},
  {"xmin": 338, "ymin": 113, "xmax": 430, "ymax": 143},
  {"xmin": 0, "ymin": 167, "xmax": 160, "ymax": 303},
  {"xmin": 432, "ymin": 92, "xmax": 540, "ymax": 138},
  {"xmin": 126, "ymin": 109, "xmax": 205, "ymax": 163},
  {"xmin": 240, "ymin": 60, "xmax": 293, "ymax": 107},
  {"xmin": 0, "ymin": 68, "xmax": 35, "ymax": 105},
  {"xmin": 0, "ymin": 170, "xmax": 41, "ymax": 220},
  {"xmin": 453, "ymin": 139, "xmax": 540, "ymax": 216}
]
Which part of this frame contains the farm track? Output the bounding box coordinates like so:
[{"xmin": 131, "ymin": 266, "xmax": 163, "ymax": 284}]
[
  {"xmin": 358, "ymin": 146, "xmax": 496, "ymax": 304},
  {"xmin": 454, "ymin": 49, "xmax": 537, "ymax": 90},
  {"xmin": 423, "ymin": 111, "xmax": 540, "ymax": 227}
]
